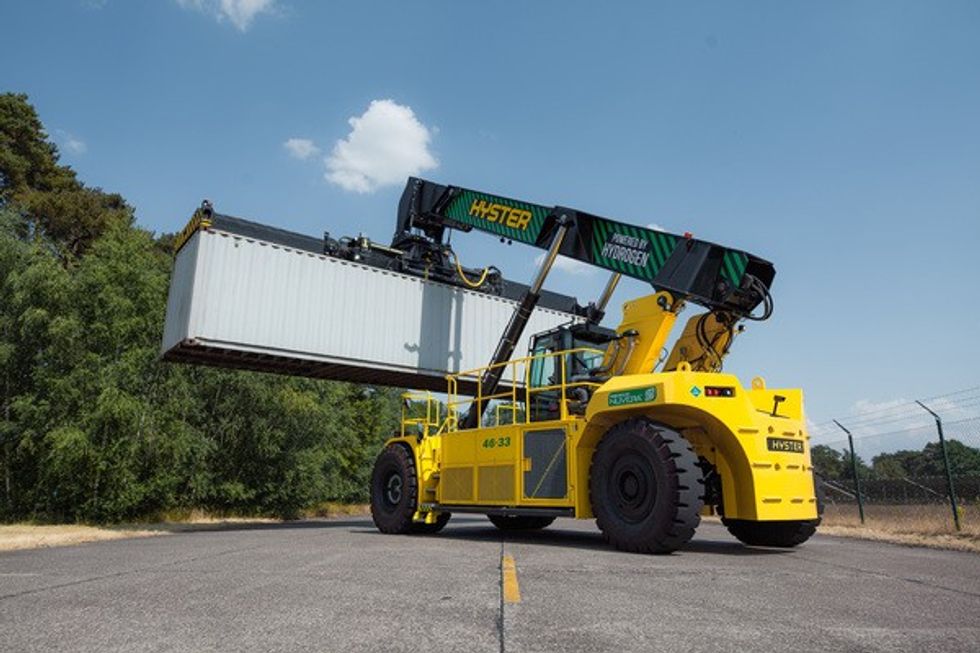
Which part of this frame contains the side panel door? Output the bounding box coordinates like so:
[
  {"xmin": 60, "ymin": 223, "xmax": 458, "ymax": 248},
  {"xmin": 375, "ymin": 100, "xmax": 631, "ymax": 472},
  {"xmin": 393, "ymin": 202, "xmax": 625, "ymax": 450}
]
[{"xmin": 522, "ymin": 427, "xmax": 568, "ymax": 499}]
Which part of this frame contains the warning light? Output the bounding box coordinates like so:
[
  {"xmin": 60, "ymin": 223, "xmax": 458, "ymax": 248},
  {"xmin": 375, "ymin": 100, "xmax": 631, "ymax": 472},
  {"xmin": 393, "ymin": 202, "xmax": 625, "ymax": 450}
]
[{"xmin": 704, "ymin": 386, "xmax": 735, "ymax": 398}]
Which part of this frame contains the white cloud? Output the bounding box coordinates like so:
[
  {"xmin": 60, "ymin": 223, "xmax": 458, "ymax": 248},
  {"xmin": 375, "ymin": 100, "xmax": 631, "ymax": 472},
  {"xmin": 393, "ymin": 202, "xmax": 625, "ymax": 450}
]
[
  {"xmin": 325, "ymin": 99, "xmax": 437, "ymax": 193},
  {"xmin": 56, "ymin": 130, "xmax": 86, "ymax": 155},
  {"xmin": 851, "ymin": 397, "xmax": 911, "ymax": 417},
  {"xmin": 176, "ymin": 0, "xmax": 276, "ymax": 31},
  {"xmin": 809, "ymin": 394, "xmax": 980, "ymax": 445},
  {"xmin": 533, "ymin": 252, "xmax": 596, "ymax": 276},
  {"xmin": 64, "ymin": 137, "xmax": 87, "ymax": 155},
  {"xmin": 283, "ymin": 137, "xmax": 320, "ymax": 160},
  {"xmin": 854, "ymin": 396, "xmax": 976, "ymax": 426},
  {"xmin": 647, "ymin": 222, "xmax": 667, "ymax": 232}
]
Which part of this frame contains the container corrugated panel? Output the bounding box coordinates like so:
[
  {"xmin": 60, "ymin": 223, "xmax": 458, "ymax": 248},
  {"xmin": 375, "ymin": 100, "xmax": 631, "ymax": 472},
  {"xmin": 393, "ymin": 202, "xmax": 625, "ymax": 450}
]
[{"xmin": 162, "ymin": 226, "xmax": 583, "ymax": 393}]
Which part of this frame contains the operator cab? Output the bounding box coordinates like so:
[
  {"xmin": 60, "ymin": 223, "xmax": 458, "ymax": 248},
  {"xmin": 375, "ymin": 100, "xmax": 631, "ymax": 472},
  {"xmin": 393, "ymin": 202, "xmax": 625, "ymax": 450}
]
[{"xmin": 527, "ymin": 322, "xmax": 617, "ymax": 421}]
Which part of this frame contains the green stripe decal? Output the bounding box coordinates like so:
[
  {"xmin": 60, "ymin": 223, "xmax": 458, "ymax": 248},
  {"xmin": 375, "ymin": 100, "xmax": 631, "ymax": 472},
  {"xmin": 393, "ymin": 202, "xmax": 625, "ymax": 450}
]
[
  {"xmin": 721, "ymin": 251, "xmax": 748, "ymax": 286},
  {"xmin": 444, "ymin": 188, "xmax": 753, "ymax": 293},
  {"xmin": 656, "ymin": 232, "xmax": 678, "ymax": 267},
  {"xmin": 589, "ymin": 218, "xmax": 681, "ymax": 281},
  {"xmin": 444, "ymin": 190, "xmax": 548, "ymax": 245}
]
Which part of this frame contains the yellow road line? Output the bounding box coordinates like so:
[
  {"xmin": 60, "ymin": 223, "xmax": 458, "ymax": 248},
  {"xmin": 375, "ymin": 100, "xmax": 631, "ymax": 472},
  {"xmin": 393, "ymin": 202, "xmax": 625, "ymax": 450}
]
[{"xmin": 502, "ymin": 554, "xmax": 521, "ymax": 603}]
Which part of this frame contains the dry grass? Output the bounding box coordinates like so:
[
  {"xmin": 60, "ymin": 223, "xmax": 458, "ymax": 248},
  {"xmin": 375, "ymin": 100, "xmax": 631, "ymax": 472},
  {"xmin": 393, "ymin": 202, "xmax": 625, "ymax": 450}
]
[
  {"xmin": 818, "ymin": 503, "xmax": 980, "ymax": 553},
  {"xmin": 150, "ymin": 508, "xmax": 281, "ymax": 526},
  {"xmin": 302, "ymin": 502, "xmax": 370, "ymax": 518},
  {"xmin": 0, "ymin": 505, "xmax": 370, "ymax": 553},
  {"xmin": 0, "ymin": 524, "xmax": 164, "ymax": 552}
]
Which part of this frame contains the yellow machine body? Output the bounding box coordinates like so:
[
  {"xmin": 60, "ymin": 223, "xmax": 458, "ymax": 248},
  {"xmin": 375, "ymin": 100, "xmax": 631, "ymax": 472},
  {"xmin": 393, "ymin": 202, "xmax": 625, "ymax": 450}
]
[{"xmin": 383, "ymin": 291, "xmax": 817, "ymax": 526}]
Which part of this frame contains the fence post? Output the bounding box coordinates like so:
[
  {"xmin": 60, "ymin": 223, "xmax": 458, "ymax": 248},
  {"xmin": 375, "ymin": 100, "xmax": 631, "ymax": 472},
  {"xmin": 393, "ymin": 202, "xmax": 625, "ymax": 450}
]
[
  {"xmin": 915, "ymin": 400, "xmax": 961, "ymax": 531},
  {"xmin": 833, "ymin": 420, "xmax": 865, "ymax": 524}
]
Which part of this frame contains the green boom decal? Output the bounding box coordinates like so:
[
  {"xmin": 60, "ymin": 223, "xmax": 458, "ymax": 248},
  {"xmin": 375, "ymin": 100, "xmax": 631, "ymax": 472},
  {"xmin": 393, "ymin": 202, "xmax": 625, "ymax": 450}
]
[
  {"xmin": 589, "ymin": 217, "xmax": 748, "ymax": 287},
  {"xmin": 443, "ymin": 186, "xmax": 752, "ymax": 289},
  {"xmin": 589, "ymin": 218, "xmax": 679, "ymax": 282},
  {"xmin": 721, "ymin": 250, "xmax": 749, "ymax": 287},
  {"xmin": 444, "ymin": 190, "xmax": 549, "ymax": 245}
]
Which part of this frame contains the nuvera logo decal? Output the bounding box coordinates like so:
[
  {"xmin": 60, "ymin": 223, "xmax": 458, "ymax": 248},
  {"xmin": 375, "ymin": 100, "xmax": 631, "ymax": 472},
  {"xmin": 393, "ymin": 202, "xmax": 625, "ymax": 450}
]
[{"xmin": 608, "ymin": 386, "xmax": 657, "ymax": 407}]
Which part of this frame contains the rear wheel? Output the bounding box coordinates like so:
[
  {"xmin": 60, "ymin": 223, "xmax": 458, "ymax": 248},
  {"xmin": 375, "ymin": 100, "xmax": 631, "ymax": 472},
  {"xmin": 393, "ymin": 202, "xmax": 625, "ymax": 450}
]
[
  {"xmin": 589, "ymin": 418, "xmax": 704, "ymax": 554},
  {"xmin": 370, "ymin": 445, "xmax": 419, "ymax": 534},
  {"xmin": 487, "ymin": 515, "xmax": 556, "ymax": 531},
  {"xmin": 721, "ymin": 471, "xmax": 822, "ymax": 548},
  {"xmin": 722, "ymin": 518, "xmax": 818, "ymax": 547}
]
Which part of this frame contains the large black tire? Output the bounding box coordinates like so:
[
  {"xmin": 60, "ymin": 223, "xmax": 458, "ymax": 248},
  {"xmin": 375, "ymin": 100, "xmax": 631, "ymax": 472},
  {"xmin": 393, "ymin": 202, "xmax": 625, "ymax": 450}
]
[
  {"xmin": 413, "ymin": 512, "xmax": 451, "ymax": 534},
  {"xmin": 722, "ymin": 518, "xmax": 818, "ymax": 548},
  {"xmin": 720, "ymin": 471, "xmax": 822, "ymax": 548},
  {"xmin": 589, "ymin": 418, "xmax": 704, "ymax": 554},
  {"xmin": 487, "ymin": 515, "xmax": 556, "ymax": 531},
  {"xmin": 370, "ymin": 445, "xmax": 419, "ymax": 534}
]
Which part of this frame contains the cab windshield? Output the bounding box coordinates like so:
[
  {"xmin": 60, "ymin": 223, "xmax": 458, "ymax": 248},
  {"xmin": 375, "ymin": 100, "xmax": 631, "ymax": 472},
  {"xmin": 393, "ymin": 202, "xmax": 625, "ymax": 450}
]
[
  {"xmin": 529, "ymin": 334, "xmax": 606, "ymax": 389},
  {"xmin": 526, "ymin": 328, "xmax": 609, "ymax": 422}
]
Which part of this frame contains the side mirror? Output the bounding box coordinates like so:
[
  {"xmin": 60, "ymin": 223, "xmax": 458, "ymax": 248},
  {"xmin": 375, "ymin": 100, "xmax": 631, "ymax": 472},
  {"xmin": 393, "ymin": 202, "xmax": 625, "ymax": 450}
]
[{"xmin": 771, "ymin": 395, "xmax": 786, "ymax": 417}]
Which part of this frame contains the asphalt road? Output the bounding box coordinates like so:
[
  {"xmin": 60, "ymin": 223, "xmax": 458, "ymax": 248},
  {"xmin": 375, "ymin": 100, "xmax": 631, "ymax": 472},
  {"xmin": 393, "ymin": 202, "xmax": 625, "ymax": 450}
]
[{"xmin": 1, "ymin": 517, "xmax": 977, "ymax": 653}]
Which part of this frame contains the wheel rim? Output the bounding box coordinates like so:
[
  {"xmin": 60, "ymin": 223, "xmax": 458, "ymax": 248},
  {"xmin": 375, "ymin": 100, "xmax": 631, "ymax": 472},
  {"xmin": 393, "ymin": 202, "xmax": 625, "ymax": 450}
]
[
  {"xmin": 384, "ymin": 472, "xmax": 403, "ymax": 506},
  {"xmin": 608, "ymin": 450, "xmax": 656, "ymax": 523}
]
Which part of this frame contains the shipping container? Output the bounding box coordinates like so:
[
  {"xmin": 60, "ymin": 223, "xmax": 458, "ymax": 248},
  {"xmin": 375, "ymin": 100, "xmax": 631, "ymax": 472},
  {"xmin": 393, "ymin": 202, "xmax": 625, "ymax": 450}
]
[{"xmin": 161, "ymin": 215, "xmax": 585, "ymax": 393}]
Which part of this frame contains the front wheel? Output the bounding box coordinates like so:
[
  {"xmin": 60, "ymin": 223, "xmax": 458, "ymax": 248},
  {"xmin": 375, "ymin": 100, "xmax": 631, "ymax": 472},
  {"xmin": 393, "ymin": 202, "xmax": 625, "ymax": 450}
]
[
  {"xmin": 589, "ymin": 418, "xmax": 704, "ymax": 554},
  {"xmin": 370, "ymin": 445, "xmax": 419, "ymax": 534}
]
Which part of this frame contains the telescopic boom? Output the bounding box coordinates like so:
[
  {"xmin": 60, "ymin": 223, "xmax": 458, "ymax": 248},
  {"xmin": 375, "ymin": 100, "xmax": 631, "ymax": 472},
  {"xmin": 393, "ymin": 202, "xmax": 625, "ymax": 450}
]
[{"xmin": 394, "ymin": 178, "xmax": 775, "ymax": 320}]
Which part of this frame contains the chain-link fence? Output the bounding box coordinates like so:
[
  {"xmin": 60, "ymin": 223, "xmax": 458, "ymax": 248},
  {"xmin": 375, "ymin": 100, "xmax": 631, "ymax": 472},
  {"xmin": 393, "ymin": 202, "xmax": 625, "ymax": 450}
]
[{"xmin": 810, "ymin": 395, "xmax": 980, "ymax": 538}]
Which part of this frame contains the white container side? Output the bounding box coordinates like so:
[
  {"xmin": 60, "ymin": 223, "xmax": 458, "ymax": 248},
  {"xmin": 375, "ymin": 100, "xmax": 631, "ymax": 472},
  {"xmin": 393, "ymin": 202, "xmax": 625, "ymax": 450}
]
[{"xmin": 162, "ymin": 228, "xmax": 583, "ymax": 386}]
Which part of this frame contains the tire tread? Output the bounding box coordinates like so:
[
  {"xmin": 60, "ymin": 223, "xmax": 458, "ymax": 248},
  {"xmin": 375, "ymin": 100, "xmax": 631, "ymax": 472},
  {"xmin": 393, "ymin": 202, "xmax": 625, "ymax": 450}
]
[
  {"xmin": 589, "ymin": 418, "xmax": 704, "ymax": 554},
  {"xmin": 370, "ymin": 444, "xmax": 419, "ymax": 535}
]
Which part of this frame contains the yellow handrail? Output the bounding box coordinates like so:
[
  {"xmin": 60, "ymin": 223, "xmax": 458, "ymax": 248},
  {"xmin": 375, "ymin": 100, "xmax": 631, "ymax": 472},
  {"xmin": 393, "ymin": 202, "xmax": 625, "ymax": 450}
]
[
  {"xmin": 400, "ymin": 391, "xmax": 447, "ymax": 439},
  {"xmin": 494, "ymin": 402, "xmax": 520, "ymax": 426},
  {"xmin": 445, "ymin": 347, "xmax": 605, "ymax": 430}
]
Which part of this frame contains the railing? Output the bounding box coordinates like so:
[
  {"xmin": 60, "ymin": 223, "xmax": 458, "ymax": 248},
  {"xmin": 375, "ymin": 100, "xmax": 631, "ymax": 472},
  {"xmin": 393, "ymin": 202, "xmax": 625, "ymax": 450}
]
[
  {"xmin": 446, "ymin": 347, "xmax": 606, "ymax": 429},
  {"xmin": 495, "ymin": 402, "xmax": 521, "ymax": 426},
  {"xmin": 400, "ymin": 391, "xmax": 452, "ymax": 439}
]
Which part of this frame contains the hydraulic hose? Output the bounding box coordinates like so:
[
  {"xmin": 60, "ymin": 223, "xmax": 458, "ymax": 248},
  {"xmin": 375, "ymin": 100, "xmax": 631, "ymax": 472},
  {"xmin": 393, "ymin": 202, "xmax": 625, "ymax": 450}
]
[{"xmin": 454, "ymin": 254, "xmax": 490, "ymax": 289}]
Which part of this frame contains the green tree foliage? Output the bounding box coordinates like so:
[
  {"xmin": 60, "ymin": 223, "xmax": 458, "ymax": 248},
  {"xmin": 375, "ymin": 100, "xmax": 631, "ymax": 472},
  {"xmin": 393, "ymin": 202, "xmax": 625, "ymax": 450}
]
[
  {"xmin": 0, "ymin": 93, "xmax": 131, "ymax": 260},
  {"xmin": 816, "ymin": 438, "xmax": 980, "ymax": 484},
  {"xmin": 871, "ymin": 450, "xmax": 919, "ymax": 479},
  {"xmin": 0, "ymin": 94, "xmax": 401, "ymax": 523},
  {"xmin": 810, "ymin": 445, "xmax": 847, "ymax": 479},
  {"xmin": 873, "ymin": 440, "xmax": 980, "ymax": 479},
  {"xmin": 810, "ymin": 444, "xmax": 873, "ymax": 480},
  {"xmin": 0, "ymin": 93, "xmax": 77, "ymax": 202},
  {"xmin": 18, "ymin": 187, "xmax": 133, "ymax": 259},
  {"xmin": 920, "ymin": 439, "xmax": 980, "ymax": 476}
]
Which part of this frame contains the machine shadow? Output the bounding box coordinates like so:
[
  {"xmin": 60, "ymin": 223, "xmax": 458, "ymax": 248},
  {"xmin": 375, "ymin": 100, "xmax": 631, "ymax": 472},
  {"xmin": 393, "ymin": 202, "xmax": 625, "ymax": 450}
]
[
  {"xmin": 351, "ymin": 518, "xmax": 792, "ymax": 556},
  {"xmin": 155, "ymin": 517, "xmax": 378, "ymax": 535}
]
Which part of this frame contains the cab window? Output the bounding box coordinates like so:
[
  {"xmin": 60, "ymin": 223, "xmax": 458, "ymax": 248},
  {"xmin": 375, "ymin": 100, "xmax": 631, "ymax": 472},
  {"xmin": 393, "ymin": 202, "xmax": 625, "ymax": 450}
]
[{"xmin": 529, "ymin": 340, "xmax": 557, "ymax": 388}]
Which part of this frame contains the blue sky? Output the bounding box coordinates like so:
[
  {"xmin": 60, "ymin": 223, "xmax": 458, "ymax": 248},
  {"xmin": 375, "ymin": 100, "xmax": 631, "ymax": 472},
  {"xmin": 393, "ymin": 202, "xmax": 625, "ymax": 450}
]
[{"xmin": 3, "ymin": 1, "xmax": 979, "ymax": 434}]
